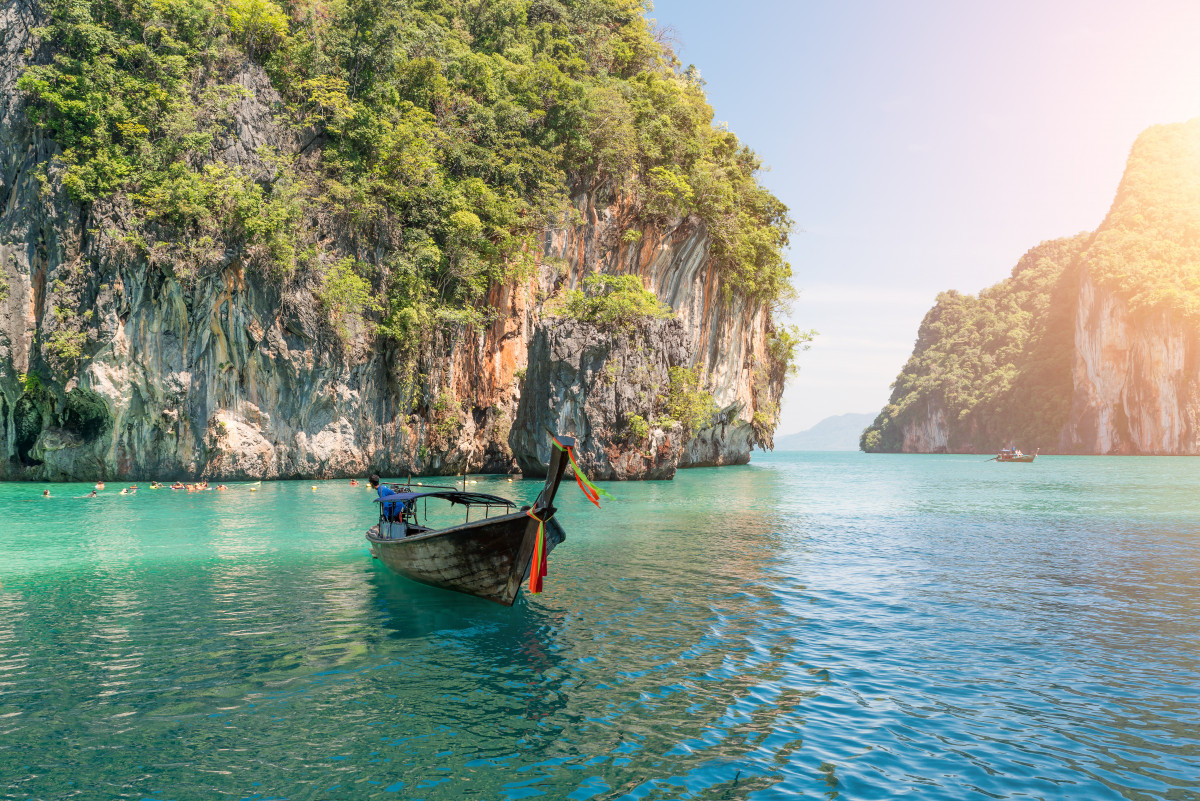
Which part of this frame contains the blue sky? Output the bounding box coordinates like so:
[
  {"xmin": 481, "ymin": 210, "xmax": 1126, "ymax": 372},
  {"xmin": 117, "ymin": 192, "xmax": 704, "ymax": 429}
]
[{"xmin": 648, "ymin": 0, "xmax": 1200, "ymax": 433}]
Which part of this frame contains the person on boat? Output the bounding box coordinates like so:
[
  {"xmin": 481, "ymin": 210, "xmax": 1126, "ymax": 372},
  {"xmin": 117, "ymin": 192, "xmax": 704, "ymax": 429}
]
[{"xmin": 369, "ymin": 474, "xmax": 400, "ymax": 520}]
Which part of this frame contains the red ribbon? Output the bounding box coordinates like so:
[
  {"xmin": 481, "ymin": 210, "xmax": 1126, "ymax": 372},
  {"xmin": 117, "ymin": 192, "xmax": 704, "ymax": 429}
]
[
  {"xmin": 552, "ymin": 436, "xmax": 604, "ymax": 508},
  {"xmin": 526, "ymin": 510, "xmax": 549, "ymax": 594}
]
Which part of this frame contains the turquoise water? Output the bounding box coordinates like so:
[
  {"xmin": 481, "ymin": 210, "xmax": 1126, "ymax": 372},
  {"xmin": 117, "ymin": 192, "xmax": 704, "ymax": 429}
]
[{"xmin": 1, "ymin": 453, "xmax": 1198, "ymax": 800}]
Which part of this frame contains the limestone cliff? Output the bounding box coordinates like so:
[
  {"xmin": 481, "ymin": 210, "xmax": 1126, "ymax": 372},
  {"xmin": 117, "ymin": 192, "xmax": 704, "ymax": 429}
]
[
  {"xmin": 510, "ymin": 316, "xmax": 690, "ymax": 481},
  {"xmin": 864, "ymin": 118, "xmax": 1200, "ymax": 455},
  {"xmin": 0, "ymin": 0, "xmax": 787, "ymax": 480},
  {"xmin": 1060, "ymin": 270, "xmax": 1200, "ymax": 453}
]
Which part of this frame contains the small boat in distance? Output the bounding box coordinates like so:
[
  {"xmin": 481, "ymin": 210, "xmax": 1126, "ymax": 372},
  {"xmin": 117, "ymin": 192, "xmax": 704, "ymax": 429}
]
[
  {"xmin": 993, "ymin": 446, "xmax": 1038, "ymax": 463},
  {"xmin": 366, "ymin": 435, "xmax": 574, "ymax": 605}
]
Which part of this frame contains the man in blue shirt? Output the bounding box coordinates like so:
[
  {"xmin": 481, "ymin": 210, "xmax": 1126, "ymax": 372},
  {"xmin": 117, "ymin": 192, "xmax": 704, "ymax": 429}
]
[{"xmin": 369, "ymin": 474, "xmax": 399, "ymax": 520}]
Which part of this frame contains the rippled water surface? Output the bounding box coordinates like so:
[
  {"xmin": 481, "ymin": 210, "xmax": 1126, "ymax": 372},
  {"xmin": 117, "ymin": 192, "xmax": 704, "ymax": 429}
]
[{"xmin": 2, "ymin": 453, "xmax": 1199, "ymax": 800}]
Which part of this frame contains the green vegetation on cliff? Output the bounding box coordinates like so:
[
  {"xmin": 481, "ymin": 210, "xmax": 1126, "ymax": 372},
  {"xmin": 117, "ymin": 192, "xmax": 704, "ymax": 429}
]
[
  {"xmin": 1083, "ymin": 119, "xmax": 1200, "ymax": 321},
  {"xmin": 18, "ymin": 0, "xmax": 792, "ymax": 332},
  {"xmin": 861, "ymin": 235, "xmax": 1088, "ymax": 453},
  {"xmin": 556, "ymin": 273, "xmax": 672, "ymax": 331}
]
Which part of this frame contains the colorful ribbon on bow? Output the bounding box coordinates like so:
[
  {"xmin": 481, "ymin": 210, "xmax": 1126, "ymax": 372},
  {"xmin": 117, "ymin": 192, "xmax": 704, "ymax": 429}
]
[
  {"xmin": 552, "ymin": 436, "xmax": 613, "ymax": 508},
  {"xmin": 528, "ymin": 437, "xmax": 611, "ymax": 594},
  {"xmin": 527, "ymin": 509, "xmax": 549, "ymax": 594}
]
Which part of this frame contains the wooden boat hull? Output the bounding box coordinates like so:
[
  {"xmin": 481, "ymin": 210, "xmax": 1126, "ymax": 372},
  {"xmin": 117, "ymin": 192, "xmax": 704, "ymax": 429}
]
[
  {"xmin": 997, "ymin": 454, "xmax": 1036, "ymax": 462},
  {"xmin": 365, "ymin": 433, "xmax": 575, "ymax": 605},
  {"xmin": 367, "ymin": 513, "xmax": 566, "ymax": 605}
]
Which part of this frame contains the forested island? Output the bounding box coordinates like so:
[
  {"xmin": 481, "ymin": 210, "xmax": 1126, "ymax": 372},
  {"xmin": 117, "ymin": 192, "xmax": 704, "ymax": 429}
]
[
  {"xmin": 863, "ymin": 118, "xmax": 1200, "ymax": 455},
  {"xmin": 0, "ymin": 0, "xmax": 807, "ymax": 480}
]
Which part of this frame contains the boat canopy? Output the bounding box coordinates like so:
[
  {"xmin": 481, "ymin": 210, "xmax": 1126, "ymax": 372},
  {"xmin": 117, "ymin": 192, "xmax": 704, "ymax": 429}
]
[{"xmin": 373, "ymin": 490, "xmax": 516, "ymax": 507}]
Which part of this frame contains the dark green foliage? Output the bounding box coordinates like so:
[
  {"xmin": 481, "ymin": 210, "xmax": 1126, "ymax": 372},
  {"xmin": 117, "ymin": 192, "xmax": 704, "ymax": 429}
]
[
  {"xmin": 62, "ymin": 387, "xmax": 112, "ymax": 440},
  {"xmin": 558, "ymin": 273, "xmax": 672, "ymax": 331},
  {"xmin": 862, "ymin": 235, "xmax": 1089, "ymax": 453},
  {"xmin": 18, "ymin": 0, "xmax": 792, "ymax": 331},
  {"xmin": 17, "ymin": 0, "xmax": 219, "ymax": 202},
  {"xmin": 17, "ymin": 0, "xmax": 304, "ymax": 277}
]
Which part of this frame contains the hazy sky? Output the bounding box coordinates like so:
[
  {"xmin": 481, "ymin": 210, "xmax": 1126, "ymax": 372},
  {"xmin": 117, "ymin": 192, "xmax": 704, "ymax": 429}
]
[{"xmin": 649, "ymin": 0, "xmax": 1200, "ymax": 434}]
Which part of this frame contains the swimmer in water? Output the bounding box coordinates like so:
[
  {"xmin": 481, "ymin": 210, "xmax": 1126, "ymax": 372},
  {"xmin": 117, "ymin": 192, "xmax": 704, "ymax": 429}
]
[
  {"xmin": 95, "ymin": 481, "xmax": 105, "ymax": 491},
  {"xmin": 42, "ymin": 489, "xmax": 50, "ymax": 498},
  {"xmin": 87, "ymin": 490, "xmax": 97, "ymax": 497}
]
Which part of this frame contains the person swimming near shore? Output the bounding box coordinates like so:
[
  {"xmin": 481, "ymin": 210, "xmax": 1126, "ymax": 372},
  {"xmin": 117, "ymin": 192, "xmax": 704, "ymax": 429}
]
[
  {"xmin": 95, "ymin": 481, "xmax": 105, "ymax": 491},
  {"xmin": 42, "ymin": 489, "xmax": 50, "ymax": 498},
  {"xmin": 171, "ymin": 482, "xmax": 185, "ymax": 490},
  {"xmin": 87, "ymin": 490, "xmax": 97, "ymax": 497},
  {"xmin": 217, "ymin": 484, "xmax": 228, "ymax": 491},
  {"xmin": 349, "ymin": 479, "xmax": 359, "ymax": 486}
]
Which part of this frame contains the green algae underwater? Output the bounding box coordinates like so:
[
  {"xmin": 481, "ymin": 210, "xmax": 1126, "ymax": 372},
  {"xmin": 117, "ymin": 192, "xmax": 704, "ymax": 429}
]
[{"xmin": 2, "ymin": 453, "xmax": 1199, "ymax": 800}]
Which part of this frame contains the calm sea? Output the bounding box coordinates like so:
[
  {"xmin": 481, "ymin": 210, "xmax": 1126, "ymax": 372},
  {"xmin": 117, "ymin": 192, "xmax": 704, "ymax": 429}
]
[{"xmin": 1, "ymin": 453, "xmax": 1198, "ymax": 800}]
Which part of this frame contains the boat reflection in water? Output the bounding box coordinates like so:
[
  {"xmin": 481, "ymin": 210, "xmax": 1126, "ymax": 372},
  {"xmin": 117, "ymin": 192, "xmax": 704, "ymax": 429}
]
[{"xmin": 366, "ymin": 435, "xmax": 573, "ymax": 605}]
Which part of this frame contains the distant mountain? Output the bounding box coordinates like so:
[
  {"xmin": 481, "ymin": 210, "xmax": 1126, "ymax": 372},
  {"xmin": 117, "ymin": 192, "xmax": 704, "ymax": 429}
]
[{"xmin": 775, "ymin": 413, "xmax": 876, "ymax": 451}]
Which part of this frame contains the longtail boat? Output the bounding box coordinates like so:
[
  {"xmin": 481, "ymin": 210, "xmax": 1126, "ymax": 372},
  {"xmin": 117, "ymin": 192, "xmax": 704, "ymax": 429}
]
[
  {"xmin": 992, "ymin": 446, "xmax": 1038, "ymax": 463},
  {"xmin": 366, "ymin": 435, "xmax": 575, "ymax": 605}
]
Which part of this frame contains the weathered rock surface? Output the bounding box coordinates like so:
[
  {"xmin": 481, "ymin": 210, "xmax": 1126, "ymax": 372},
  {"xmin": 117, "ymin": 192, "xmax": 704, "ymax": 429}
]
[
  {"xmin": 541, "ymin": 191, "xmax": 783, "ymax": 468},
  {"xmin": 0, "ymin": 3, "xmax": 785, "ymax": 480},
  {"xmin": 896, "ymin": 403, "xmax": 951, "ymax": 454},
  {"xmin": 1061, "ymin": 270, "xmax": 1200, "ymax": 454},
  {"xmin": 511, "ymin": 317, "xmax": 690, "ymax": 480}
]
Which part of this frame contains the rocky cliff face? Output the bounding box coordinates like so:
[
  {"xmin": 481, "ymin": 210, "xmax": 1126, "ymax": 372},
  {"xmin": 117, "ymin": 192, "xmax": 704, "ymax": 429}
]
[
  {"xmin": 510, "ymin": 316, "xmax": 690, "ymax": 481},
  {"xmin": 0, "ymin": 1, "xmax": 784, "ymax": 481},
  {"xmin": 1061, "ymin": 270, "xmax": 1200, "ymax": 454},
  {"xmin": 539, "ymin": 191, "xmax": 783, "ymax": 471},
  {"xmin": 897, "ymin": 403, "xmax": 951, "ymax": 454}
]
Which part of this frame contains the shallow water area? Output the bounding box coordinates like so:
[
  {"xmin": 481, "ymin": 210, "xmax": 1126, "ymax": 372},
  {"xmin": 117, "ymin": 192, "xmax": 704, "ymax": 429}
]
[{"xmin": 1, "ymin": 454, "xmax": 1198, "ymax": 799}]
